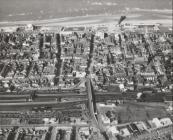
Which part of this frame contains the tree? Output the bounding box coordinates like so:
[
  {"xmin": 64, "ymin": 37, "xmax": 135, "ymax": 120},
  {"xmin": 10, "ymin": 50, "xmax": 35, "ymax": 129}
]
[
  {"xmin": 106, "ymin": 111, "xmax": 112, "ymax": 118},
  {"xmin": 117, "ymin": 113, "xmax": 122, "ymax": 124}
]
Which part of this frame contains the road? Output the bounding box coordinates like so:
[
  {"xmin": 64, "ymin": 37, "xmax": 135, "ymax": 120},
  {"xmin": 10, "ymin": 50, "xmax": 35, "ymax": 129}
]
[
  {"xmin": 86, "ymin": 78, "xmax": 99, "ymax": 127},
  {"xmin": 0, "ymin": 123, "xmax": 89, "ymax": 128}
]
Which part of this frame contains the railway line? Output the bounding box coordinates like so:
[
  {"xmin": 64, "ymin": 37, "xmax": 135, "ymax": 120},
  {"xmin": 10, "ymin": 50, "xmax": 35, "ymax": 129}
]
[
  {"xmin": 0, "ymin": 93, "xmax": 87, "ymax": 100},
  {"xmin": 0, "ymin": 99, "xmax": 88, "ymax": 111},
  {"xmin": 0, "ymin": 91, "xmax": 171, "ymax": 102},
  {"xmin": 0, "ymin": 76, "xmax": 172, "ymax": 122},
  {"xmin": 0, "ymin": 99, "xmax": 87, "ymax": 106}
]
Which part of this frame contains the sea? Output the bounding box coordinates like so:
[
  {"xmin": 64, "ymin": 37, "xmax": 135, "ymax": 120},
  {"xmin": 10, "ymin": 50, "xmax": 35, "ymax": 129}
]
[{"xmin": 0, "ymin": 0, "xmax": 172, "ymax": 22}]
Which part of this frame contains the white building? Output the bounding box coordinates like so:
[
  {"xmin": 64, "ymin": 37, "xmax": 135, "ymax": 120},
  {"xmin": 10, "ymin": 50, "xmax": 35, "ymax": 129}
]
[{"xmin": 159, "ymin": 118, "xmax": 172, "ymax": 127}]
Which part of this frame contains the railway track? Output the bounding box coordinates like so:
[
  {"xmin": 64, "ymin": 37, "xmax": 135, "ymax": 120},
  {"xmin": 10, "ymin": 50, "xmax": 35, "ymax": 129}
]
[{"xmin": 0, "ymin": 92, "xmax": 172, "ymax": 103}]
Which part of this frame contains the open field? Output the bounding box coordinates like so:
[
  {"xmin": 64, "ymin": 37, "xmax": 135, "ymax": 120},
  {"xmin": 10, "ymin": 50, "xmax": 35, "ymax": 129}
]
[
  {"xmin": 98, "ymin": 102, "xmax": 170, "ymax": 124},
  {"xmin": 0, "ymin": 0, "xmax": 172, "ymax": 27},
  {"xmin": 0, "ymin": 14, "xmax": 172, "ymax": 32}
]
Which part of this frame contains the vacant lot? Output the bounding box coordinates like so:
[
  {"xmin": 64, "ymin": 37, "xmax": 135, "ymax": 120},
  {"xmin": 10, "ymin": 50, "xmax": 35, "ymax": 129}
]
[{"xmin": 97, "ymin": 102, "xmax": 169, "ymax": 124}]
